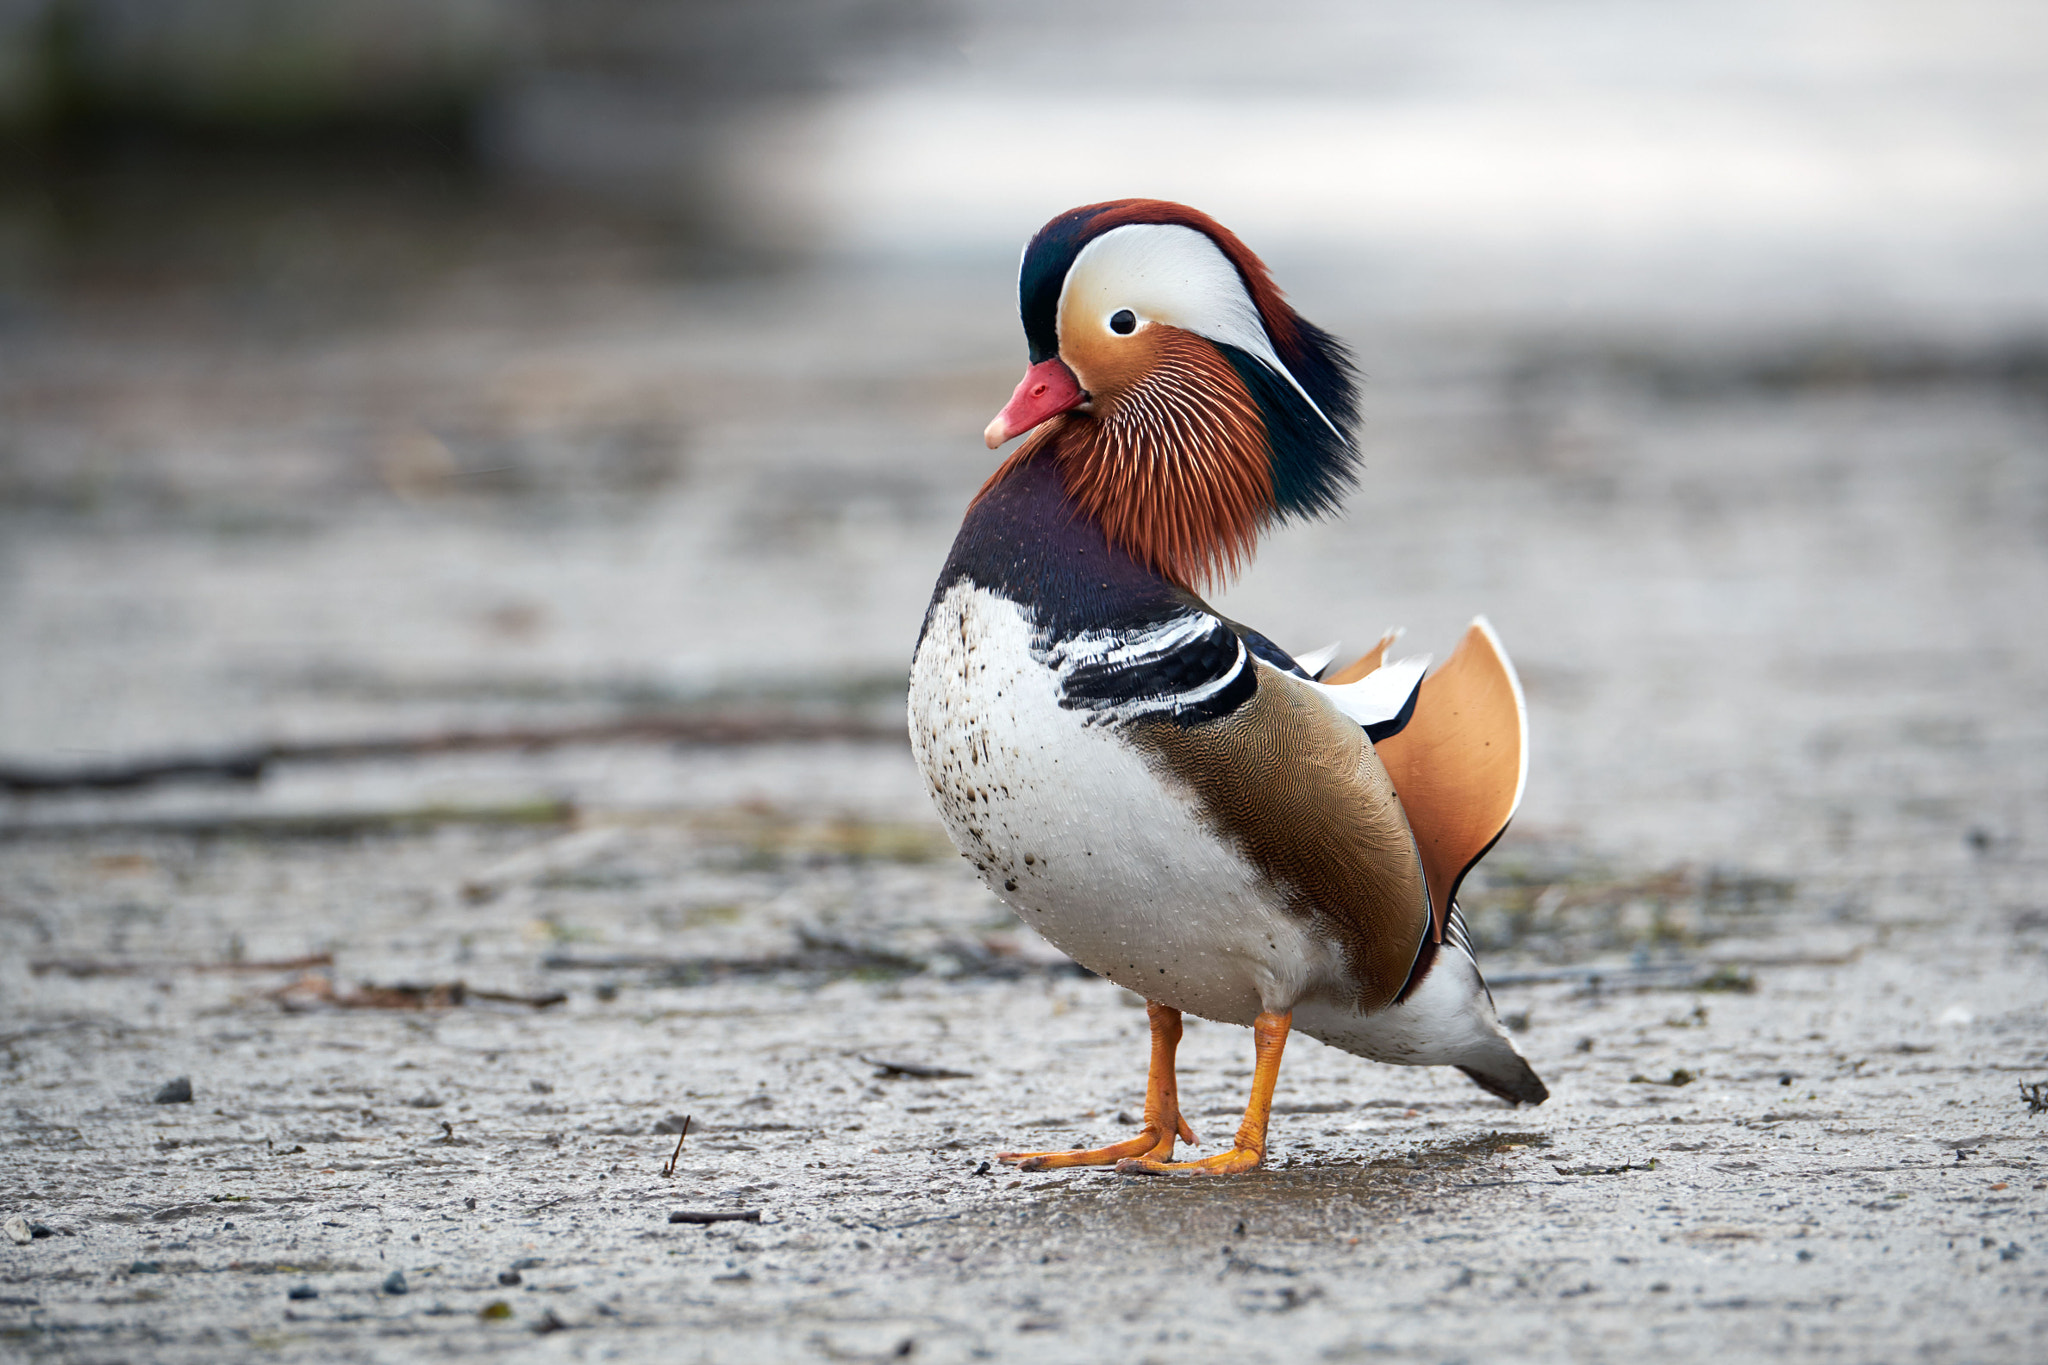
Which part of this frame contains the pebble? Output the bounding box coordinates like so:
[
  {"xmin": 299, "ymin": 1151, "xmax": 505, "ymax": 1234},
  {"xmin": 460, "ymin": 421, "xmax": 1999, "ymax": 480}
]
[
  {"xmin": 2, "ymin": 1217, "xmax": 30, "ymax": 1245},
  {"xmin": 498, "ymin": 1270, "xmax": 522, "ymax": 1286},
  {"xmin": 382, "ymin": 1270, "xmax": 408, "ymax": 1295},
  {"xmin": 153, "ymin": 1077, "xmax": 194, "ymax": 1104},
  {"xmin": 288, "ymin": 1284, "xmax": 318, "ymax": 1300}
]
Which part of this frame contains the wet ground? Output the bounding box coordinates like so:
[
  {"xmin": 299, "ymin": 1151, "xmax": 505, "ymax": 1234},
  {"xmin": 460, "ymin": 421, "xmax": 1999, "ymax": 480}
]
[
  {"xmin": 5, "ymin": 4, "xmax": 2048, "ymax": 1358},
  {"xmin": 3, "ymin": 244, "xmax": 2045, "ymax": 1361}
]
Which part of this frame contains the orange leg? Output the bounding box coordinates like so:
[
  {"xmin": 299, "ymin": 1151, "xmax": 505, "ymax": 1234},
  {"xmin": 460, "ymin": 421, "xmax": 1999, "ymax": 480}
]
[
  {"xmin": 1118, "ymin": 1009, "xmax": 1290, "ymax": 1176},
  {"xmin": 999, "ymin": 1001, "xmax": 1199, "ymax": 1170}
]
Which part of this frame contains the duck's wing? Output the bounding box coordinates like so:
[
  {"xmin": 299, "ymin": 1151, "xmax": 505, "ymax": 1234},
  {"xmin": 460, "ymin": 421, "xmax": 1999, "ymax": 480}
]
[
  {"xmin": 1128, "ymin": 661, "xmax": 1433, "ymax": 1013},
  {"xmin": 1346, "ymin": 618, "xmax": 1528, "ymax": 944},
  {"xmin": 1315, "ymin": 651, "xmax": 1431, "ymax": 743},
  {"xmin": 1290, "ymin": 641, "xmax": 1343, "ymax": 679}
]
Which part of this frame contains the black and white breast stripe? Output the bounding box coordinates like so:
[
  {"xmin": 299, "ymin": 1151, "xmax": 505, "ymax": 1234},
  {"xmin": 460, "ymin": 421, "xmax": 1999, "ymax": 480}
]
[
  {"xmin": 1040, "ymin": 610, "xmax": 1256, "ymax": 727},
  {"xmin": 1238, "ymin": 628, "xmax": 1315, "ymax": 680}
]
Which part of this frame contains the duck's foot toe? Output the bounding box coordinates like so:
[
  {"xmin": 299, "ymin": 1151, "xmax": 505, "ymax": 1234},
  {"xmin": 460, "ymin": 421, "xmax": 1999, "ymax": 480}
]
[
  {"xmin": 1115, "ymin": 1144, "xmax": 1264, "ymax": 1176},
  {"xmin": 998, "ymin": 1117, "xmax": 1193, "ymax": 1171}
]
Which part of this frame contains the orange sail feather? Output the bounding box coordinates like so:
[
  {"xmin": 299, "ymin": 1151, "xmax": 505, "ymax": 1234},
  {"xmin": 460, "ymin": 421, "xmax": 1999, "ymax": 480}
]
[{"xmin": 1356, "ymin": 620, "xmax": 1527, "ymax": 943}]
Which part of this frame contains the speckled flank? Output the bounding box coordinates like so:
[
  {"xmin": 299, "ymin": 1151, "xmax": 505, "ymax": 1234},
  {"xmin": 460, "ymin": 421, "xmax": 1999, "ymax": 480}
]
[{"xmin": 908, "ymin": 582, "xmax": 1344, "ymax": 1024}]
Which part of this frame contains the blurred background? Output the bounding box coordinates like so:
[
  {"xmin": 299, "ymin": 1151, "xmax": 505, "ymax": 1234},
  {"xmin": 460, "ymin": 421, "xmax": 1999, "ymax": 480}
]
[{"xmin": 1, "ymin": 0, "xmax": 2044, "ymax": 896}]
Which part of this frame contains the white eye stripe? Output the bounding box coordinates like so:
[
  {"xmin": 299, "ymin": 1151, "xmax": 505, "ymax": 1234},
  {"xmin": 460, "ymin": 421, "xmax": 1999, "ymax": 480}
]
[
  {"xmin": 1059, "ymin": 224, "xmax": 1342, "ymax": 441},
  {"xmin": 1064, "ymin": 225, "xmax": 1256, "ymax": 350}
]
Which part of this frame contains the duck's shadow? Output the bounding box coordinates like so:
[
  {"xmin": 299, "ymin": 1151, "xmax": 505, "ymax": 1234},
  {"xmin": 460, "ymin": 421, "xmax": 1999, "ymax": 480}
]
[{"xmin": 1000, "ymin": 1130, "xmax": 1554, "ymax": 1246}]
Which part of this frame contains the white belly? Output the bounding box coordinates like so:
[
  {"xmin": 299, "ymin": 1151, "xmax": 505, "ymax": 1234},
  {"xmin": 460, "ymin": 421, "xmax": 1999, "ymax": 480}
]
[{"xmin": 908, "ymin": 583, "xmax": 1344, "ymax": 1023}]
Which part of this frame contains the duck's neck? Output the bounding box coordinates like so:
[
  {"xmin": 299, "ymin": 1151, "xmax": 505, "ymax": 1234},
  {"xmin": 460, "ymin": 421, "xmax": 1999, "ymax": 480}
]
[
  {"xmin": 1039, "ymin": 343, "xmax": 1273, "ymax": 592},
  {"xmin": 926, "ymin": 450, "xmax": 1196, "ymax": 640},
  {"xmin": 973, "ymin": 357, "xmax": 1272, "ymax": 596}
]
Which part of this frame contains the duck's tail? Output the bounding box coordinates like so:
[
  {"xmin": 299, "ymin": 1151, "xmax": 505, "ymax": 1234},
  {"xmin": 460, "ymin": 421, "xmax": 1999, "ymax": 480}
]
[{"xmin": 1295, "ymin": 906, "xmax": 1549, "ymax": 1105}]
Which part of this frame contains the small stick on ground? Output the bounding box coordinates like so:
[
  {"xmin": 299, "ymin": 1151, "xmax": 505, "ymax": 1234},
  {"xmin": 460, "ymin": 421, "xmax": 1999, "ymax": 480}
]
[
  {"xmin": 470, "ymin": 988, "xmax": 569, "ymax": 1008},
  {"xmin": 1553, "ymin": 1160, "xmax": 1658, "ymax": 1176},
  {"xmin": 266, "ymin": 975, "xmax": 565, "ymax": 1011},
  {"xmin": 661, "ymin": 1115, "xmax": 691, "ymax": 1177},
  {"xmin": 0, "ymin": 714, "xmax": 906, "ymax": 794},
  {"xmin": 31, "ymin": 953, "xmax": 335, "ymax": 978},
  {"xmin": 862, "ymin": 1057, "xmax": 975, "ymax": 1080},
  {"xmin": 668, "ymin": 1209, "xmax": 760, "ymax": 1225}
]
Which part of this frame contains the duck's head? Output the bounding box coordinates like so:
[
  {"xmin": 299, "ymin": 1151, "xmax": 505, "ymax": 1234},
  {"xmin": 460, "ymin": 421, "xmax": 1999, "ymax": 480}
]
[{"xmin": 982, "ymin": 199, "xmax": 1359, "ymax": 591}]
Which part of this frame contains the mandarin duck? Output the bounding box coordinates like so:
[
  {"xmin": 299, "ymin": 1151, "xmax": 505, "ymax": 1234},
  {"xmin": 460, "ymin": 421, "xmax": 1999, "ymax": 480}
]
[{"xmin": 908, "ymin": 199, "xmax": 1547, "ymax": 1176}]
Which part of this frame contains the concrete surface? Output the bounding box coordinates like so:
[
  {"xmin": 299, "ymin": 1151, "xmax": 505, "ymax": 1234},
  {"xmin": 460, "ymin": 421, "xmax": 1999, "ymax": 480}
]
[{"xmin": 4, "ymin": 5, "xmax": 2048, "ymax": 1357}]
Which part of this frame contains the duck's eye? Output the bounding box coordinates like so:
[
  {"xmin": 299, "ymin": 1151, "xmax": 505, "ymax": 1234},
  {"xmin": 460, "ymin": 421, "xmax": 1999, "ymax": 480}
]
[{"xmin": 1109, "ymin": 309, "xmax": 1137, "ymax": 335}]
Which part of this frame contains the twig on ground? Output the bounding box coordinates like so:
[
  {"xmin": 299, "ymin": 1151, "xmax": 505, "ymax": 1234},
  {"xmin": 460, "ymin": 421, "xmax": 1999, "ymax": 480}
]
[
  {"xmin": 1484, "ymin": 953, "xmax": 1855, "ymax": 994},
  {"xmin": 267, "ymin": 975, "xmax": 564, "ymax": 1011},
  {"xmin": 862, "ymin": 1057, "xmax": 975, "ymax": 1080},
  {"xmin": 668, "ymin": 1209, "xmax": 759, "ymax": 1224},
  {"xmin": 871, "ymin": 1212, "xmax": 965, "ymax": 1231},
  {"xmin": 0, "ymin": 713, "xmax": 907, "ymax": 794},
  {"xmin": 2, "ymin": 801, "xmax": 577, "ymax": 841},
  {"xmin": 31, "ymin": 954, "xmax": 335, "ymax": 978},
  {"xmin": 546, "ymin": 932, "xmax": 923, "ymax": 983},
  {"xmin": 470, "ymin": 987, "xmax": 569, "ymax": 1008},
  {"xmin": 1553, "ymin": 1161, "xmax": 1658, "ymax": 1176},
  {"xmin": 2021, "ymin": 1080, "xmax": 2048, "ymax": 1115},
  {"xmin": 661, "ymin": 1116, "xmax": 691, "ymax": 1178}
]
